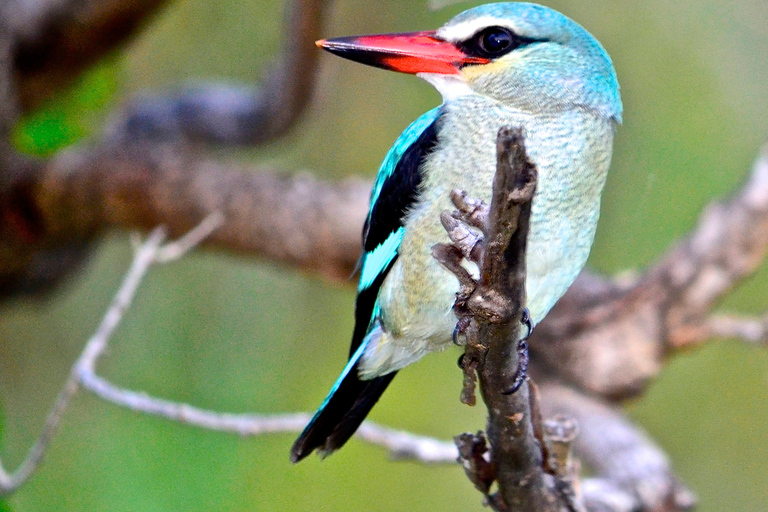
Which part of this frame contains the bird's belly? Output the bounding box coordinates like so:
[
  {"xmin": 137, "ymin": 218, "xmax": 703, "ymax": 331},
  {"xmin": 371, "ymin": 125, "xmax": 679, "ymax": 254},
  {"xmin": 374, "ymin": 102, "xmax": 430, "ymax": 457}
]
[{"xmin": 359, "ymin": 219, "xmax": 460, "ymax": 376}]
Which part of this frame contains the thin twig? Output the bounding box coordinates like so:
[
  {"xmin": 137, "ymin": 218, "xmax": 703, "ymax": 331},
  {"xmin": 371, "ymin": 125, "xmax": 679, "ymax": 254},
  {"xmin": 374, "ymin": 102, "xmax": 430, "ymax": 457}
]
[
  {"xmin": 79, "ymin": 370, "xmax": 459, "ymax": 462},
  {"xmin": 0, "ymin": 226, "xmax": 167, "ymax": 496},
  {"xmin": 155, "ymin": 212, "xmax": 226, "ymax": 262},
  {"xmin": 0, "ymin": 213, "xmax": 224, "ymax": 496},
  {"xmin": 0, "ymin": 210, "xmax": 457, "ymax": 497}
]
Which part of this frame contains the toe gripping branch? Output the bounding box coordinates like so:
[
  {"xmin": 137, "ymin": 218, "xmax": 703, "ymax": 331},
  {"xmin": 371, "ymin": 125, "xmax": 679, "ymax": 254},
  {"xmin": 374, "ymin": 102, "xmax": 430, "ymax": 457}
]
[
  {"xmin": 504, "ymin": 307, "xmax": 532, "ymax": 395},
  {"xmin": 433, "ymin": 126, "xmax": 538, "ymax": 406},
  {"xmin": 436, "ymin": 127, "xmax": 559, "ymax": 512}
]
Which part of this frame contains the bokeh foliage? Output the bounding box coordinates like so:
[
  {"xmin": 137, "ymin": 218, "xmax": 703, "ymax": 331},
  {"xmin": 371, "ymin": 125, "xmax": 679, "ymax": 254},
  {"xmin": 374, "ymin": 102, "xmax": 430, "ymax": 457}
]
[{"xmin": 1, "ymin": 0, "xmax": 767, "ymax": 511}]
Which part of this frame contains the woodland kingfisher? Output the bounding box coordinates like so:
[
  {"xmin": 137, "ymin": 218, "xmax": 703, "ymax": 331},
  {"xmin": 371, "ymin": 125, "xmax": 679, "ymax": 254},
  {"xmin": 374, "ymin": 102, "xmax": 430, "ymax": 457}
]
[{"xmin": 291, "ymin": 2, "xmax": 622, "ymax": 462}]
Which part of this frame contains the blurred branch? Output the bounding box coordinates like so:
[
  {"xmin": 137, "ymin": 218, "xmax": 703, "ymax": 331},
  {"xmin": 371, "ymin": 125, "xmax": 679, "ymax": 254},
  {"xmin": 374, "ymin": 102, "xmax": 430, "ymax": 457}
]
[
  {"xmin": 108, "ymin": 0, "xmax": 332, "ymax": 145},
  {"xmin": 2, "ymin": 126, "xmax": 766, "ymax": 509},
  {"xmin": 676, "ymin": 313, "xmax": 768, "ymax": 347},
  {"xmin": 0, "ymin": 0, "xmax": 335, "ymax": 296},
  {"xmin": 0, "ymin": 143, "xmax": 368, "ymax": 297},
  {"xmin": 4, "ymin": 0, "xmax": 169, "ymax": 111},
  {"xmin": 50, "ymin": 144, "xmax": 365, "ymax": 275}
]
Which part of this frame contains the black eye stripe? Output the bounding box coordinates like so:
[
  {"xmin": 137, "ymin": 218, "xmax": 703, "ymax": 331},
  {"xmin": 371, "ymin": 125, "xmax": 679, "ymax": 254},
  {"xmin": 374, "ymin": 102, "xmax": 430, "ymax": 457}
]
[{"xmin": 457, "ymin": 26, "xmax": 543, "ymax": 60}]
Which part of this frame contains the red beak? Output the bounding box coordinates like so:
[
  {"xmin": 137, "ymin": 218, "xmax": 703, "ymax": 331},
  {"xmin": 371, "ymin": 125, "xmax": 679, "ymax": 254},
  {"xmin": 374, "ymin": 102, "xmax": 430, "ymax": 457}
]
[{"xmin": 316, "ymin": 31, "xmax": 489, "ymax": 75}]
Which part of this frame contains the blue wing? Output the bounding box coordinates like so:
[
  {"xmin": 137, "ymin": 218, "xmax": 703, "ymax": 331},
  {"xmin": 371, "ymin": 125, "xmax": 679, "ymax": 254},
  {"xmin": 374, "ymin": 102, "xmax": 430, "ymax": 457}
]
[{"xmin": 290, "ymin": 106, "xmax": 443, "ymax": 462}]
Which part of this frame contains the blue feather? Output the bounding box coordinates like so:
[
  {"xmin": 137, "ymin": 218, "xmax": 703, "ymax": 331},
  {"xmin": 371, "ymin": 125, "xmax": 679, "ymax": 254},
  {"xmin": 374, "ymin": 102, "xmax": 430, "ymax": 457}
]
[
  {"xmin": 358, "ymin": 107, "xmax": 442, "ymax": 292},
  {"xmin": 358, "ymin": 228, "xmax": 403, "ymax": 292}
]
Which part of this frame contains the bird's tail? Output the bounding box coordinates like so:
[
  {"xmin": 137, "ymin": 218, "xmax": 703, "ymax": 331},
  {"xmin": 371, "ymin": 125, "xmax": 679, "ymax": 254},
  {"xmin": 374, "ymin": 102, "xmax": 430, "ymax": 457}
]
[{"xmin": 290, "ymin": 344, "xmax": 396, "ymax": 463}]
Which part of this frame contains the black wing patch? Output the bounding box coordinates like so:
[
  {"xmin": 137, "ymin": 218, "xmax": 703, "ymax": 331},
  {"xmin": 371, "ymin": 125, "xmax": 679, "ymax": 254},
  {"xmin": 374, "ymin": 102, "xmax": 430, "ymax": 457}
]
[{"xmin": 362, "ymin": 114, "xmax": 442, "ymax": 252}]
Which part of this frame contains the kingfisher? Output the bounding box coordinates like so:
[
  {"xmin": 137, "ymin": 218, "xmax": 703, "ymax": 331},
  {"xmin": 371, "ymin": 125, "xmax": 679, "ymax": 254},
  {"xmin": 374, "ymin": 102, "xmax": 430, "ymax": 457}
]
[{"xmin": 291, "ymin": 2, "xmax": 622, "ymax": 462}]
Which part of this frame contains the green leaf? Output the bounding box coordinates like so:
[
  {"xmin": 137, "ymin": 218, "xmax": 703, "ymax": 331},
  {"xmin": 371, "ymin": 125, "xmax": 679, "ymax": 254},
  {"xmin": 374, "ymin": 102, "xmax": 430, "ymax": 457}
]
[{"xmin": 13, "ymin": 57, "xmax": 121, "ymax": 156}]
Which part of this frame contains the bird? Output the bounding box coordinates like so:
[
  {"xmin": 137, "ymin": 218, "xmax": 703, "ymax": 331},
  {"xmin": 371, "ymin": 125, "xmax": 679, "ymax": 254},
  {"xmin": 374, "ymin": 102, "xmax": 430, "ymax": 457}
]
[{"xmin": 291, "ymin": 2, "xmax": 622, "ymax": 462}]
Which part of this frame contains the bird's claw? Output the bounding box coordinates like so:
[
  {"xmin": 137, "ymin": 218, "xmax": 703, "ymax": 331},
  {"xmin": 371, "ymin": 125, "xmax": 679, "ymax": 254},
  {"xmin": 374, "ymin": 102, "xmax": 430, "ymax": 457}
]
[
  {"xmin": 452, "ymin": 316, "xmax": 471, "ymax": 345},
  {"xmin": 503, "ymin": 308, "xmax": 532, "ymax": 394},
  {"xmin": 521, "ymin": 307, "xmax": 533, "ymax": 340}
]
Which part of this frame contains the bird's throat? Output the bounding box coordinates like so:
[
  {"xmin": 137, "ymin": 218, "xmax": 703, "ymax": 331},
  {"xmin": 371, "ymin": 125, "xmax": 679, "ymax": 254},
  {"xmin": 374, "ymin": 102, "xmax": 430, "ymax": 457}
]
[{"xmin": 417, "ymin": 73, "xmax": 474, "ymax": 102}]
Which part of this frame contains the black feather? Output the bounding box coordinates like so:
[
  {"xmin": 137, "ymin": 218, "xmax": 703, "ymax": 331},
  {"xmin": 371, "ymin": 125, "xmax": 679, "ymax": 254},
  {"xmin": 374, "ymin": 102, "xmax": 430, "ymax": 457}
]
[
  {"xmin": 363, "ymin": 114, "xmax": 441, "ymax": 252},
  {"xmin": 290, "ymin": 369, "xmax": 397, "ymax": 462},
  {"xmin": 290, "ymin": 259, "xmax": 396, "ymax": 462}
]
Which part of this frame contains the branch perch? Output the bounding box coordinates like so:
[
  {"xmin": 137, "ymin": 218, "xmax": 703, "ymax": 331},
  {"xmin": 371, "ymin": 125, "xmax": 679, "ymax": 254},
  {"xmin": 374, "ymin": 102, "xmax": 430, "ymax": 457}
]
[{"xmin": 436, "ymin": 127, "xmax": 577, "ymax": 511}]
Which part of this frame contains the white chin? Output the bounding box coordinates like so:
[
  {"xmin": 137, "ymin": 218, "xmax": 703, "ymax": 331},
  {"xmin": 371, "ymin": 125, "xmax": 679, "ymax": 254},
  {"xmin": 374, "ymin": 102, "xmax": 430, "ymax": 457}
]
[{"xmin": 417, "ymin": 73, "xmax": 473, "ymax": 102}]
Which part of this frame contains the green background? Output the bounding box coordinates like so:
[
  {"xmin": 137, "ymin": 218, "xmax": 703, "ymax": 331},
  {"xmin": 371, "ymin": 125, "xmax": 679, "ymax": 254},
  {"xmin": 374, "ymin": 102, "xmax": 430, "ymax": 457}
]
[{"xmin": 2, "ymin": 0, "xmax": 768, "ymax": 510}]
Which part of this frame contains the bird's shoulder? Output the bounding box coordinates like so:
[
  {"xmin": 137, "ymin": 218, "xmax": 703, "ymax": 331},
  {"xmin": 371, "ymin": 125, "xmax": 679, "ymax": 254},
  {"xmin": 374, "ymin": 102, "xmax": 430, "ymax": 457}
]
[{"xmin": 357, "ymin": 106, "xmax": 443, "ymax": 291}]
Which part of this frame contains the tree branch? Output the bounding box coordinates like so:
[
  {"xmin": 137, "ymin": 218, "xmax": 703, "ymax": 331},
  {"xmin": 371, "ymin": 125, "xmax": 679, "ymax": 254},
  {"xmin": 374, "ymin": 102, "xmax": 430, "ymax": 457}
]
[
  {"xmin": 437, "ymin": 127, "xmax": 572, "ymax": 511},
  {"xmin": 5, "ymin": 0, "xmax": 169, "ymax": 111},
  {"xmin": 0, "ymin": 143, "xmax": 369, "ymax": 297},
  {"xmin": 108, "ymin": 0, "xmax": 332, "ymax": 146}
]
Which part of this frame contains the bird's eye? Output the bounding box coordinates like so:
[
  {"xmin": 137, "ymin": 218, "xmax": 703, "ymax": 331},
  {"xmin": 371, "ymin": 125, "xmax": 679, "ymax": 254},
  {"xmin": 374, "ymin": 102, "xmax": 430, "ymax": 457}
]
[
  {"xmin": 478, "ymin": 27, "xmax": 514, "ymax": 56},
  {"xmin": 459, "ymin": 26, "xmax": 536, "ymax": 60}
]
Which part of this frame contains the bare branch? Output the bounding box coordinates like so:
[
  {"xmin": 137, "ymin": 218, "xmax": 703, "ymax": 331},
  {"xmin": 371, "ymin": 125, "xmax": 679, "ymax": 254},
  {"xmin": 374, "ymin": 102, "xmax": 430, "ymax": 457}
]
[
  {"xmin": 80, "ymin": 370, "xmax": 459, "ymax": 463},
  {"xmin": 0, "ymin": 225, "xmax": 167, "ymax": 496},
  {"xmin": 470, "ymin": 128, "xmax": 550, "ymax": 511},
  {"xmin": 437, "ymin": 128, "xmax": 572, "ymax": 511},
  {"xmin": 0, "ymin": 210, "xmax": 458, "ymax": 497},
  {"xmin": 0, "ymin": 213, "xmax": 225, "ymax": 495}
]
